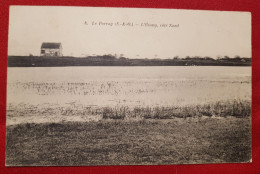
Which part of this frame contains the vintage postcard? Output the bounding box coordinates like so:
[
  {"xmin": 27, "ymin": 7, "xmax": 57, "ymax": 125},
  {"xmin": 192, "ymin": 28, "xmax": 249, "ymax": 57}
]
[{"xmin": 6, "ymin": 6, "xmax": 251, "ymax": 166}]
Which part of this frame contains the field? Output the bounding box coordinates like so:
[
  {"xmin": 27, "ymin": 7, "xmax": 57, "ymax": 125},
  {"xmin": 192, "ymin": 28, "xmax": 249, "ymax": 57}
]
[
  {"xmin": 6, "ymin": 117, "xmax": 251, "ymax": 166},
  {"xmin": 6, "ymin": 66, "xmax": 252, "ymax": 166}
]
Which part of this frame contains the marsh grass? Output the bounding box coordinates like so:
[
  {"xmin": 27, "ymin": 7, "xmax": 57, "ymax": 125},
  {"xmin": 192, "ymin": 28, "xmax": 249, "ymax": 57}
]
[
  {"xmin": 102, "ymin": 99, "xmax": 251, "ymax": 119},
  {"xmin": 7, "ymin": 99, "xmax": 251, "ymax": 121}
]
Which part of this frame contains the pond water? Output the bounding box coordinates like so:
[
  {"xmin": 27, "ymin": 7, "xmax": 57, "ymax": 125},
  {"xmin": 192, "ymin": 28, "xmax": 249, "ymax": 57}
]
[{"xmin": 7, "ymin": 66, "xmax": 251, "ymax": 107}]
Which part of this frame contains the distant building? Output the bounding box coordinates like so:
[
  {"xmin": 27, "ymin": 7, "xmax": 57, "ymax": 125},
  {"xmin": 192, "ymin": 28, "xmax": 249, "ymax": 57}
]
[{"xmin": 40, "ymin": 42, "xmax": 62, "ymax": 57}]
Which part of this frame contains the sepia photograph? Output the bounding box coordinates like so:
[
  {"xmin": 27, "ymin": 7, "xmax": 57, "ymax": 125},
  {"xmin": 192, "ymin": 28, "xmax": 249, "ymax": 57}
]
[{"xmin": 6, "ymin": 6, "xmax": 251, "ymax": 166}]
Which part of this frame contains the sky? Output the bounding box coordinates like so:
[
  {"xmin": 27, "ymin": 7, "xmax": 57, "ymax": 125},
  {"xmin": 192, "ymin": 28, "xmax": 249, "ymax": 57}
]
[{"xmin": 8, "ymin": 6, "xmax": 251, "ymax": 59}]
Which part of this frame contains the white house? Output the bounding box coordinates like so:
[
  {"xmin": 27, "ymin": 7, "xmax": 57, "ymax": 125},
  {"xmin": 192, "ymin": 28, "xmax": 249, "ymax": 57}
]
[{"xmin": 40, "ymin": 42, "xmax": 63, "ymax": 57}]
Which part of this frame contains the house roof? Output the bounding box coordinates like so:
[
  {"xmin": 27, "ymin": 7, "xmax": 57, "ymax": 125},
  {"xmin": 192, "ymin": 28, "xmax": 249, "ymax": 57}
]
[{"xmin": 41, "ymin": 42, "xmax": 62, "ymax": 49}]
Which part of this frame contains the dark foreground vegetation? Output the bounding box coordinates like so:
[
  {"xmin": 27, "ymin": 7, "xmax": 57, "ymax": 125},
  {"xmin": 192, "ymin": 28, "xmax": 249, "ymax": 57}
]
[
  {"xmin": 8, "ymin": 55, "xmax": 251, "ymax": 67},
  {"xmin": 6, "ymin": 117, "xmax": 251, "ymax": 166}
]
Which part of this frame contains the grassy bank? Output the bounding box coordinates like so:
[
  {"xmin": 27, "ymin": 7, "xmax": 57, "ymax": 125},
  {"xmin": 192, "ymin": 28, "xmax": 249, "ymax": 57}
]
[
  {"xmin": 8, "ymin": 56, "xmax": 251, "ymax": 67},
  {"xmin": 6, "ymin": 117, "xmax": 251, "ymax": 166}
]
